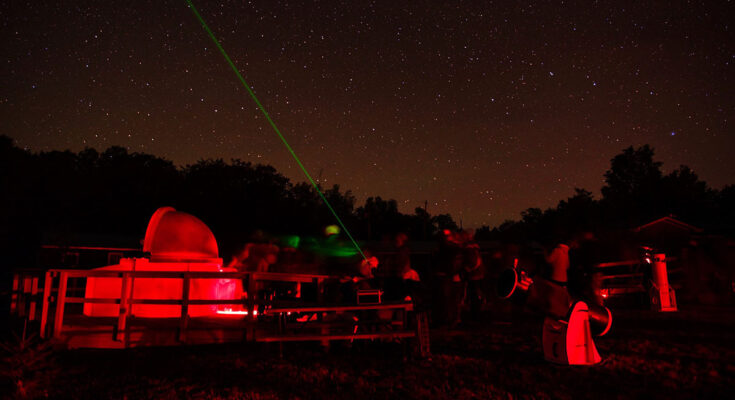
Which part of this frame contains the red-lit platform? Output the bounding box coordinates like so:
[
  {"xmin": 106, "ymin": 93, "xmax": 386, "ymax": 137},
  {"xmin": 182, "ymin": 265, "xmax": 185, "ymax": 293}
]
[{"xmin": 10, "ymin": 207, "xmax": 423, "ymax": 351}]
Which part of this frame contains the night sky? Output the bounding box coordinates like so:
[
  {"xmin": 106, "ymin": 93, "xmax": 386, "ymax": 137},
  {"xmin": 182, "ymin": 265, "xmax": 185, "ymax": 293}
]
[{"xmin": 2, "ymin": 1, "xmax": 733, "ymax": 228}]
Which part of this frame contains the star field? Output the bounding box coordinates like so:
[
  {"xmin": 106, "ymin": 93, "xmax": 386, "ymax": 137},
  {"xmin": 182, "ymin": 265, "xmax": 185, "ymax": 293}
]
[{"xmin": 2, "ymin": 1, "xmax": 733, "ymax": 227}]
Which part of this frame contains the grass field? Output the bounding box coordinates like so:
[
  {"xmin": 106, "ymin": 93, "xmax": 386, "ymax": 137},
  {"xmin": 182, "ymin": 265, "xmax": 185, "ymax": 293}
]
[{"xmin": 2, "ymin": 305, "xmax": 734, "ymax": 399}]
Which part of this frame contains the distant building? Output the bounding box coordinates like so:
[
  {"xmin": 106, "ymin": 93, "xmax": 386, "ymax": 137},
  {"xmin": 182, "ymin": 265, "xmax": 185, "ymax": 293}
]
[
  {"xmin": 632, "ymin": 215, "xmax": 703, "ymax": 255},
  {"xmin": 631, "ymin": 215, "xmax": 734, "ymax": 305}
]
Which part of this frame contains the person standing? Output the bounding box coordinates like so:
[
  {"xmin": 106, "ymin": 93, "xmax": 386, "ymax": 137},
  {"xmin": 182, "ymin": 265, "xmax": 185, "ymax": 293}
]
[
  {"xmin": 545, "ymin": 242, "xmax": 570, "ymax": 286},
  {"xmin": 463, "ymin": 241, "xmax": 485, "ymax": 322}
]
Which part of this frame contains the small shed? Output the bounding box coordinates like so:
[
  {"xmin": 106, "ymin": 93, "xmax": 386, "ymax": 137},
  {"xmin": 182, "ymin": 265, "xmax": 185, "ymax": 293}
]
[{"xmin": 632, "ymin": 215, "xmax": 703, "ymax": 254}]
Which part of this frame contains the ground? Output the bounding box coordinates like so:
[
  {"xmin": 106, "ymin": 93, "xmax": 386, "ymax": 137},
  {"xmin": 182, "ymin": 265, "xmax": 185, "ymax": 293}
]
[{"xmin": 2, "ymin": 305, "xmax": 734, "ymax": 399}]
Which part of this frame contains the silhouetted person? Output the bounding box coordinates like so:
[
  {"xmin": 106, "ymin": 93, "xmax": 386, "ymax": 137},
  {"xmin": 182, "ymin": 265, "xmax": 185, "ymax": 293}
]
[
  {"xmin": 463, "ymin": 240, "xmax": 485, "ymax": 322},
  {"xmin": 568, "ymin": 232, "xmax": 604, "ymax": 306},
  {"xmin": 545, "ymin": 242, "xmax": 570, "ymax": 286},
  {"xmin": 380, "ymin": 232, "xmax": 413, "ymax": 301},
  {"xmin": 434, "ymin": 230, "xmax": 465, "ymax": 328}
]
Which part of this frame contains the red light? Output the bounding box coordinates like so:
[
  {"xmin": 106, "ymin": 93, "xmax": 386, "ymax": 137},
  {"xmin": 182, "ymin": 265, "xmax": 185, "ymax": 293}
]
[
  {"xmin": 216, "ymin": 306, "xmax": 258, "ymax": 317},
  {"xmin": 216, "ymin": 309, "xmax": 249, "ymax": 316}
]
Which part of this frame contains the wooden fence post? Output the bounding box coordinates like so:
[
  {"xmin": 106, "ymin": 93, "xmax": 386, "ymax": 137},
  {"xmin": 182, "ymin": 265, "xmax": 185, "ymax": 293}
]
[
  {"xmin": 315, "ymin": 277, "xmax": 324, "ymax": 303},
  {"xmin": 10, "ymin": 273, "xmax": 19, "ymax": 314},
  {"xmin": 116, "ymin": 272, "xmax": 131, "ymax": 345},
  {"xmin": 40, "ymin": 271, "xmax": 54, "ymax": 338},
  {"xmin": 416, "ymin": 311, "xmax": 431, "ymax": 357},
  {"xmin": 29, "ymin": 276, "xmax": 39, "ymax": 321},
  {"xmin": 178, "ymin": 273, "xmax": 191, "ymax": 343},
  {"xmin": 246, "ymin": 273, "xmax": 256, "ymax": 341},
  {"xmin": 18, "ymin": 275, "xmax": 32, "ymax": 317},
  {"xmin": 53, "ymin": 271, "xmax": 68, "ymax": 338}
]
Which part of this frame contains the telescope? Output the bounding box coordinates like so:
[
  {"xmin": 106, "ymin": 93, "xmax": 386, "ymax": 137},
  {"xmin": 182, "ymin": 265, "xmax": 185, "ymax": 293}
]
[
  {"xmin": 497, "ymin": 267, "xmax": 612, "ymax": 365},
  {"xmin": 640, "ymin": 247, "xmax": 677, "ymax": 312}
]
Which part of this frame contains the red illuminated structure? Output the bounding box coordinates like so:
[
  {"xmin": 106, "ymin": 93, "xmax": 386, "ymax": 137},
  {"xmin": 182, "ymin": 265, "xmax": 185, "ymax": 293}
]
[
  {"xmin": 84, "ymin": 207, "xmax": 244, "ymax": 318},
  {"xmin": 10, "ymin": 208, "xmax": 423, "ymax": 350},
  {"xmin": 649, "ymin": 253, "xmax": 677, "ymax": 312},
  {"xmin": 498, "ymin": 266, "xmax": 612, "ymax": 365}
]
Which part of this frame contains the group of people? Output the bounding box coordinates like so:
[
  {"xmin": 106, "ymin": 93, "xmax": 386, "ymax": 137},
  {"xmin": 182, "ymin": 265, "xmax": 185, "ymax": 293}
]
[
  {"xmin": 224, "ymin": 226, "xmax": 602, "ymax": 328},
  {"xmin": 431, "ymin": 230, "xmax": 485, "ymax": 328},
  {"xmin": 224, "ymin": 228, "xmax": 423, "ymax": 304}
]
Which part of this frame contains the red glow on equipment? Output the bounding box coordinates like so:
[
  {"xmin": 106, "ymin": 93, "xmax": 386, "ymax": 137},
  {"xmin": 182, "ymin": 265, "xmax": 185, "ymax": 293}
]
[
  {"xmin": 650, "ymin": 253, "xmax": 677, "ymax": 312},
  {"xmin": 216, "ymin": 307, "xmax": 257, "ymax": 316},
  {"xmin": 84, "ymin": 207, "xmax": 245, "ymax": 318},
  {"xmin": 497, "ymin": 265, "xmax": 612, "ymax": 365},
  {"xmin": 143, "ymin": 206, "xmax": 220, "ymax": 262},
  {"xmin": 543, "ymin": 302, "xmax": 605, "ymax": 365}
]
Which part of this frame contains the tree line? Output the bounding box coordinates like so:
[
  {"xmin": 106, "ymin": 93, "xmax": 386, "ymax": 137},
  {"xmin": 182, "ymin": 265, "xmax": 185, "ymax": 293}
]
[
  {"xmin": 475, "ymin": 144, "xmax": 735, "ymax": 244},
  {"xmin": 0, "ymin": 135, "xmax": 457, "ymax": 267},
  {"xmin": 2, "ymin": 135, "xmax": 733, "ymax": 268}
]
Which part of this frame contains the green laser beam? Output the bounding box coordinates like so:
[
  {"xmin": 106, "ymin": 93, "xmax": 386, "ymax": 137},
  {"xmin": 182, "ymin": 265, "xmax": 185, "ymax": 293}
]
[{"xmin": 185, "ymin": 0, "xmax": 366, "ymax": 260}]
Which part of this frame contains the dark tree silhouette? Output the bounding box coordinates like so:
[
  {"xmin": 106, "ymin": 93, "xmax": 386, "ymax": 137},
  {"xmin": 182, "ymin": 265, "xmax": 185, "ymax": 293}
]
[
  {"xmin": 0, "ymin": 135, "xmax": 460, "ymax": 268},
  {"xmin": 717, "ymin": 185, "xmax": 735, "ymax": 236},
  {"xmin": 660, "ymin": 165, "xmax": 714, "ymax": 226},
  {"xmin": 477, "ymin": 144, "xmax": 732, "ymax": 245},
  {"xmin": 601, "ymin": 145, "xmax": 663, "ymax": 227},
  {"xmin": 431, "ymin": 213, "xmax": 459, "ymax": 232},
  {"xmin": 3, "ymin": 136, "xmax": 732, "ymax": 274},
  {"xmin": 356, "ymin": 196, "xmax": 401, "ymax": 240}
]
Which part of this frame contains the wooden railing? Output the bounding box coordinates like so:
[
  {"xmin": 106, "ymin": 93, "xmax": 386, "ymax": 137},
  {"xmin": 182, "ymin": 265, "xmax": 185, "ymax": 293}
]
[
  {"xmin": 263, "ymin": 301, "xmax": 416, "ymax": 343},
  {"xmin": 9, "ymin": 269, "xmax": 331, "ymax": 346},
  {"xmin": 8, "ymin": 267, "xmax": 428, "ymax": 352},
  {"xmin": 10, "ymin": 269, "xmax": 45, "ymax": 322},
  {"xmin": 595, "ymin": 257, "xmax": 681, "ymax": 296}
]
